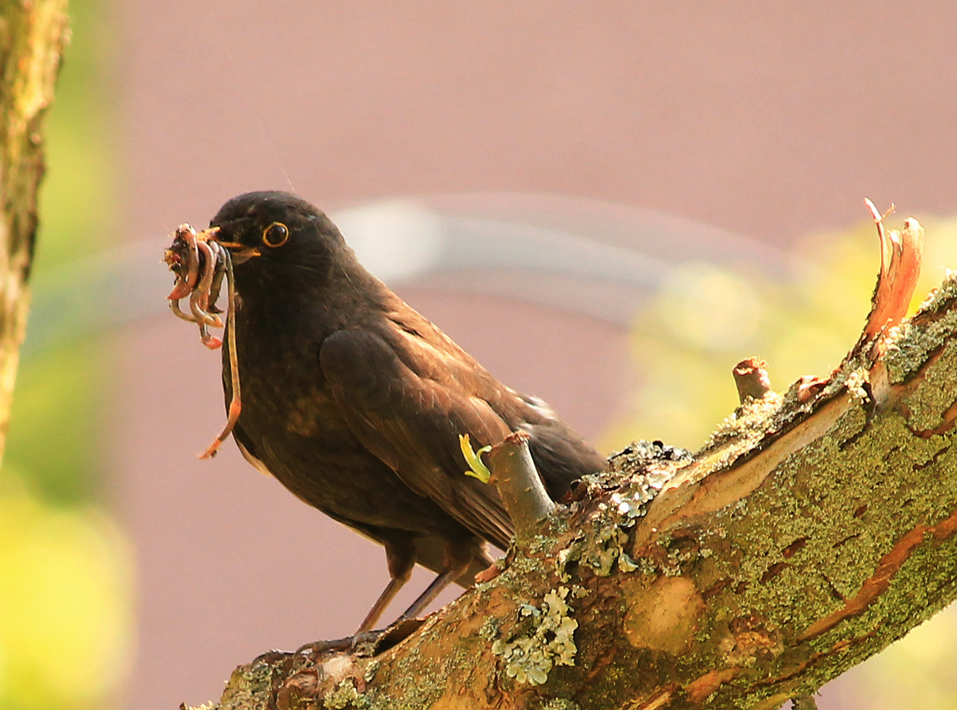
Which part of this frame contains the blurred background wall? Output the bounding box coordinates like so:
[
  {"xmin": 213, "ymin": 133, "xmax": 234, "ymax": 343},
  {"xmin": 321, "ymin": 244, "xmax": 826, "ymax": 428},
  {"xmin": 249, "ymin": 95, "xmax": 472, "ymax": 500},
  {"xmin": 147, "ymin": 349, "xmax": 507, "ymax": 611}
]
[{"xmin": 5, "ymin": 2, "xmax": 957, "ymax": 709}]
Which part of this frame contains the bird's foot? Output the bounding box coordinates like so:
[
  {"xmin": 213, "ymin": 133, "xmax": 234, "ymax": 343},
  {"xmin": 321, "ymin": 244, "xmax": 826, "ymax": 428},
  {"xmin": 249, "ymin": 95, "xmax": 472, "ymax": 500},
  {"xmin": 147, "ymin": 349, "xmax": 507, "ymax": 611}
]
[
  {"xmin": 294, "ymin": 617, "xmax": 425, "ymax": 659},
  {"xmin": 294, "ymin": 636, "xmax": 355, "ymax": 656},
  {"xmin": 352, "ymin": 617, "xmax": 425, "ymax": 655}
]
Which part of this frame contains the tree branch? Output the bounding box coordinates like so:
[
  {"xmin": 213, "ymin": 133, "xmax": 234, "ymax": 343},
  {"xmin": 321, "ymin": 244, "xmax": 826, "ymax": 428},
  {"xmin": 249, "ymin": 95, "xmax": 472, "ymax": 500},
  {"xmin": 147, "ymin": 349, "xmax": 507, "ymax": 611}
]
[
  {"xmin": 195, "ymin": 216, "xmax": 957, "ymax": 710},
  {"xmin": 0, "ymin": 0, "xmax": 70, "ymax": 465}
]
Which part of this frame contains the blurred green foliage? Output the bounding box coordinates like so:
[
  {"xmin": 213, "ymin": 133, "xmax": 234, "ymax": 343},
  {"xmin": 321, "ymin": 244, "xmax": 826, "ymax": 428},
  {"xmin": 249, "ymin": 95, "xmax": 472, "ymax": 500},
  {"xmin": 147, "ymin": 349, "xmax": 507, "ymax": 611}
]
[
  {"xmin": 5, "ymin": 339, "xmax": 106, "ymax": 504},
  {"xmin": 607, "ymin": 215, "xmax": 957, "ymax": 710},
  {"xmin": 0, "ymin": 475, "xmax": 132, "ymax": 709},
  {"xmin": 0, "ymin": 0, "xmax": 133, "ymax": 708}
]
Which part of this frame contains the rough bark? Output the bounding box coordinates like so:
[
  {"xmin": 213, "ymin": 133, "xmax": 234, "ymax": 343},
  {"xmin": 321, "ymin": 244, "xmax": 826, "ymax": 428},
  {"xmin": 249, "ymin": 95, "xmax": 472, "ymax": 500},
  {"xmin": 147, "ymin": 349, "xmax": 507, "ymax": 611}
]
[
  {"xmin": 0, "ymin": 0, "xmax": 69, "ymax": 465},
  {"xmin": 196, "ymin": 217, "xmax": 957, "ymax": 710}
]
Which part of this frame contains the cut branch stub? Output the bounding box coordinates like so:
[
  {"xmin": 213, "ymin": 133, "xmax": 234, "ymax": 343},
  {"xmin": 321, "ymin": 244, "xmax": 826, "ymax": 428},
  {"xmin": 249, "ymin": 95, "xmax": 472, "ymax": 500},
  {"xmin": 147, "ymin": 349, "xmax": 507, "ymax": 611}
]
[
  {"xmin": 487, "ymin": 430, "xmax": 556, "ymax": 544},
  {"xmin": 733, "ymin": 357, "xmax": 774, "ymax": 403}
]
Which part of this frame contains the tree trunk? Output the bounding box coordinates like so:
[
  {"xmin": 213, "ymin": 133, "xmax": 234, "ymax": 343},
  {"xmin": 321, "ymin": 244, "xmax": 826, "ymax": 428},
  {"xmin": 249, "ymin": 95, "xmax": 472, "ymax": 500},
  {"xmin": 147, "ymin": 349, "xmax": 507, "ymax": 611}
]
[{"xmin": 0, "ymin": 0, "xmax": 69, "ymax": 465}]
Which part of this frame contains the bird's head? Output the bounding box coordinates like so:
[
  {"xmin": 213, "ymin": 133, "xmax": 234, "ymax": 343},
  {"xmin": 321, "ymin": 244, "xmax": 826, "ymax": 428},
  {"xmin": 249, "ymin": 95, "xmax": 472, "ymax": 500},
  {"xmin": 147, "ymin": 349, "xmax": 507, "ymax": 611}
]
[{"xmin": 206, "ymin": 191, "xmax": 349, "ymax": 276}]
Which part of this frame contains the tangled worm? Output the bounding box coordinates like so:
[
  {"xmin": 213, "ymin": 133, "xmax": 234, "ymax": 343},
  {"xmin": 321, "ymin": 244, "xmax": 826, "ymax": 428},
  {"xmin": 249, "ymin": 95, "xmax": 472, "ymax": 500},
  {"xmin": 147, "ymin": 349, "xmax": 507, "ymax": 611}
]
[{"xmin": 164, "ymin": 224, "xmax": 242, "ymax": 458}]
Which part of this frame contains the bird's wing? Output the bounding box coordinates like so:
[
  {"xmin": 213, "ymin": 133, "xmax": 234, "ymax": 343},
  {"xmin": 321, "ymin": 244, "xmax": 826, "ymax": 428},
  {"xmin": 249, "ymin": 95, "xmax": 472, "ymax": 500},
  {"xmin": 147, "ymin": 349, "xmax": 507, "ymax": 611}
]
[{"xmin": 319, "ymin": 328, "xmax": 515, "ymax": 549}]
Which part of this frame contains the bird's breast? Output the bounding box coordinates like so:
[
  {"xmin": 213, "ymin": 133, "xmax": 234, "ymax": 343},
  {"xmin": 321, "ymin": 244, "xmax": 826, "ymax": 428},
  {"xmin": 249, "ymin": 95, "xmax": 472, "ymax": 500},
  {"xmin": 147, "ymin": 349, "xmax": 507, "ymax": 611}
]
[
  {"xmin": 223, "ymin": 311, "xmax": 469, "ymax": 535},
  {"xmin": 225, "ymin": 300, "xmax": 345, "ymax": 436}
]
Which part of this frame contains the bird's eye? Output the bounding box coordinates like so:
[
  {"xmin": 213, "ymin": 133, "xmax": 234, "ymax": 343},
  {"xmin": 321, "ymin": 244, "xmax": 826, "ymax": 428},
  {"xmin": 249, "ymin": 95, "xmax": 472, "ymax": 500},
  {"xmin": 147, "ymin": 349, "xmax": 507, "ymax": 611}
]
[{"xmin": 262, "ymin": 222, "xmax": 289, "ymax": 248}]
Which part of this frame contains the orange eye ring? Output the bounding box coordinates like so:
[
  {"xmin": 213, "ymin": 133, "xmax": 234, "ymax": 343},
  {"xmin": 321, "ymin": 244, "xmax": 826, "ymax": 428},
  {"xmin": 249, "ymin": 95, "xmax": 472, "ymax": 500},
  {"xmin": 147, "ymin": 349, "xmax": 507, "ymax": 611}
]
[{"xmin": 262, "ymin": 222, "xmax": 289, "ymax": 248}]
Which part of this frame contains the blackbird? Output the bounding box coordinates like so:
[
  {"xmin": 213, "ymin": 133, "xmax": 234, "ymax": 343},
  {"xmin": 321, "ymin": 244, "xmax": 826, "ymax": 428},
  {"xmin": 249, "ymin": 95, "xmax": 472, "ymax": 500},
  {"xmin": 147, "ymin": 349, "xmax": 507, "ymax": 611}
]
[{"xmin": 203, "ymin": 191, "xmax": 605, "ymax": 632}]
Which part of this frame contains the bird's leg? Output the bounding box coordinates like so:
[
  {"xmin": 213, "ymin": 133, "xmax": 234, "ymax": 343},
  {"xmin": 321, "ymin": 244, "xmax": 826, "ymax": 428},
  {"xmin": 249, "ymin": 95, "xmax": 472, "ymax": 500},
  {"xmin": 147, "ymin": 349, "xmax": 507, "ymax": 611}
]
[
  {"xmin": 356, "ymin": 537, "xmax": 415, "ymax": 634},
  {"xmin": 393, "ymin": 539, "xmax": 473, "ymax": 625}
]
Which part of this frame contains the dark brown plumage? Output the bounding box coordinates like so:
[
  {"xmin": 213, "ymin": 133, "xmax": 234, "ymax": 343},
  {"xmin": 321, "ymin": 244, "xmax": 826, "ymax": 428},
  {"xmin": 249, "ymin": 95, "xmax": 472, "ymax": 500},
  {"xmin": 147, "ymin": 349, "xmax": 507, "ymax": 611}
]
[{"xmin": 207, "ymin": 191, "xmax": 605, "ymax": 631}]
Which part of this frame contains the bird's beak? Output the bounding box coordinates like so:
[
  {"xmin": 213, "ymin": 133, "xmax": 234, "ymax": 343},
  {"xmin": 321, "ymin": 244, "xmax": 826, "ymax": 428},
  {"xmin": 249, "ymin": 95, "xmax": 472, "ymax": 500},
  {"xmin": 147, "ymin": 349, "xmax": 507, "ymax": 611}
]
[{"xmin": 200, "ymin": 226, "xmax": 262, "ymax": 264}]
